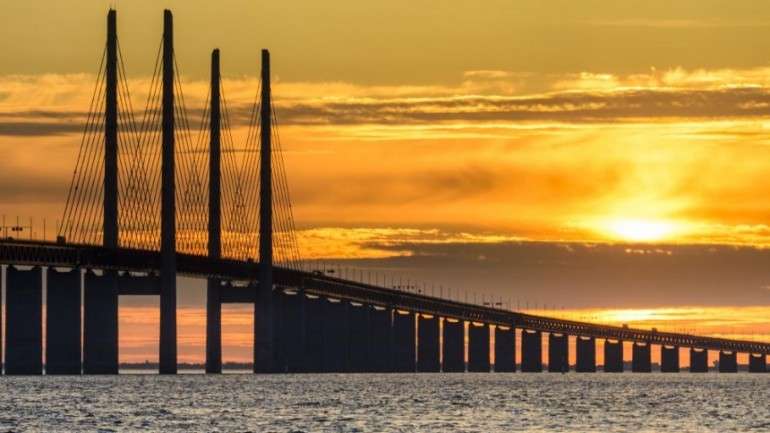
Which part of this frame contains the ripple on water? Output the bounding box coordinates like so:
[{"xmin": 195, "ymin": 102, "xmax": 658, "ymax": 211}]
[{"xmin": 0, "ymin": 373, "xmax": 768, "ymax": 432}]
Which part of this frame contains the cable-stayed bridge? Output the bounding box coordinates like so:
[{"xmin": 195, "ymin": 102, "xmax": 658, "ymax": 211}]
[{"xmin": 0, "ymin": 10, "xmax": 768, "ymax": 375}]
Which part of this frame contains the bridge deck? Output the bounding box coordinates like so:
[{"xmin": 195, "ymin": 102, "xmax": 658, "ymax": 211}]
[{"xmin": 1, "ymin": 239, "xmax": 769, "ymax": 355}]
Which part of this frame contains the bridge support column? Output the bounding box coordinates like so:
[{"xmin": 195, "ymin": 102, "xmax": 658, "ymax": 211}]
[
  {"xmin": 392, "ymin": 310, "xmax": 416, "ymax": 372},
  {"xmin": 442, "ymin": 318, "xmax": 464, "ymax": 372},
  {"xmin": 0, "ymin": 267, "xmax": 3, "ymax": 369},
  {"xmin": 46, "ymin": 268, "xmax": 81, "ymax": 375},
  {"xmin": 521, "ymin": 330, "xmax": 542, "ymax": 372},
  {"xmin": 749, "ymin": 354, "xmax": 767, "ymax": 373},
  {"xmin": 603, "ymin": 339, "xmax": 623, "ymax": 373},
  {"xmin": 368, "ymin": 306, "xmax": 392, "ymax": 372},
  {"xmin": 304, "ymin": 295, "xmax": 323, "ymax": 372},
  {"xmin": 83, "ymin": 270, "xmax": 118, "ymax": 374},
  {"xmin": 548, "ymin": 333, "xmax": 568, "ymax": 373},
  {"xmin": 494, "ymin": 326, "xmax": 515, "ymax": 372},
  {"xmin": 349, "ymin": 303, "xmax": 370, "ymax": 372},
  {"xmin": 205, "ymin": 279, "xmax": 222, "ymax": 373},
  {"xmin": 283, "ymin": 292, "xmax": 305, "ymax": 373},
  {"xmin": 5, "ymin": 266, "xmax": 43, "ymax": 375},
  {"xmin": 468, "ymin": 322, "xmax": 490, "ymax": 372},
  {"xmin": 576, "ymin": 336, "xmax": 596, "ymax": 372},
  {"xmin": 632, "ymin": 342, "xmax": 651, "ymax": 373},
  {"xmin": 719, "ymin": 351, "xmax": 737, "ymax": 373},
  {"xmin": 272, "ymin": 291, "xmax": 287, "ymax": 373},
  {"xmin": 661, "ymin": 345, "xmax": 680, "ymax": 373},
  {"xmin": 689, "ymin": 348, "xmax": 708, "ymax": 373},
  {"xmin": 417, "ymin": 314, "xmax": 440, "ymax": 372},
  {"xmin": 322, "ymin": 299, "xmax": 349, "ymax": 372}
]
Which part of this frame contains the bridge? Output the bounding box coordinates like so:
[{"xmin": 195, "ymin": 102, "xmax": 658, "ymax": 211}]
[{"xmin": 0, "ymin": 10, "xmax": 768, "ymax": 375}]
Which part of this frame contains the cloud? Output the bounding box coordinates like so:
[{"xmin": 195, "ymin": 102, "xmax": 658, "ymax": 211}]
[
  {"xmin": 274, "ymin": 87, "xmax": 770, "ymax": 126},
  {"xmin": 4, "ymin": 67, "xmax": 770, "ymax": 137},
  {"xmin": 462, "ymin": 70, "xmax": 517, "ymax": 80},
  {"xmin": 5, "ymin": 68, "xmax": 770, "ymax": 250},
  {"xmin": 305, "ymin": 234, "xmax": 770, "ymax": 308}
]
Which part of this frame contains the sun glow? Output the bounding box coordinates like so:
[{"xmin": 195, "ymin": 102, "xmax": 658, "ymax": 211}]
[{"xmin": 605, "ymin": 219, "xmax": 677, "ymax": 242}]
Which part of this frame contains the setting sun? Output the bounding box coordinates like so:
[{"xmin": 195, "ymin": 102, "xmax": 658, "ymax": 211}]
[{"xmin": 605, "ymin": 219, "xmax": 677, "ymax": 242}]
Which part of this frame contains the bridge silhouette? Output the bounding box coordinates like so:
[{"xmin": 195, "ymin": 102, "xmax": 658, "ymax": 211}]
[{"xmin": 0, "ymin": 10, "xmax": 768, "ymax": 375}]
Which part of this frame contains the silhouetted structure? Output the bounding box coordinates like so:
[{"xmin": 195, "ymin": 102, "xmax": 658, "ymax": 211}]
[
  {"xmin": 690, "ymin": 348, "xmax": 708, "ymax": 373},
  {"xmin": 442, "ymin": 319, "xmax": 464, "ymax": 372},
  {"xmin": 603, "ymin": 339, "xmax": 623, "ymax": 373},
  {"xmin": 46, "ymin": 268, "xmax": 81, "ymax": 374},
  {"xmin": 576, "ymin": 336, "xmax": 597, "ymax": 373},
  {"xmin": 468, "ymin": 322, "xmax": 490, "ymax": 372},
  {"xmin": 494, "ymin": 326, "xmax": 515, "ymax": 372},
  {"xmin": 632, "ymin": 342, "xmax": 652, "ymax": 373},
  {"xmin": 159, "ymin": 9, "xmax": 178, "ymax": 375},
  {"xmin": 521, "ymin": 330, "xmax": 543, "ymax": 372},
  {"xmin": 206, "ymin": 49, "xmax": 223, "ymax": 374},
  {"xmin": 661, "ymin": 345, "xmax": 680, "ymax": 373},
  {"xmin": 548, "ymin": 333, "xmax": 568, "ymax": 372},
  {"xmin": 417, "ymin": 314, "xmax": 440, "ymax": 372}
]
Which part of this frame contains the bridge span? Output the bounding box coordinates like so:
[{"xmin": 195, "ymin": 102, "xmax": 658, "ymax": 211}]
[
  {"xmin": 1, "ymin": 238, "xmax": 768, "ymax": 375},
  {"xmin": 0, "ymin": 9, "xmax": 768, "ymax": 375}
]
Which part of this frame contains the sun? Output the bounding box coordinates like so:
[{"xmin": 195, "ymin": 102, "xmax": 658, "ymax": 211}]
[{"xmin": 605, "ymin": 219, "xmax": 676, "ymax": 242}]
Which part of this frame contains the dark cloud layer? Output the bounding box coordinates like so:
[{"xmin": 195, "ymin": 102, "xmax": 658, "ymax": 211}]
[
  {"xmin": 275, "ymin": 87, "xmax": 770, "ymax": 126},
  {"xmin": 322, "ymin": 242, "xmax": 770, "ymax": 309},
  {"xmin": 4, "ymin": 87, "xmax": 770, "ymax": 136}
]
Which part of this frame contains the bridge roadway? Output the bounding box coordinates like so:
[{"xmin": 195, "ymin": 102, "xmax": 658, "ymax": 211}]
[{"xmin": 2, "ymin": 238, "xmax": 769, "ymax": 356}]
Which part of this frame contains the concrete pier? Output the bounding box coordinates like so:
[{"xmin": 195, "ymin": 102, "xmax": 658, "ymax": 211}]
[
  {"xmin": 494, "ymin": 326, "xmax": 516, "ymax": 372},
  {"xmin": 83, "ymin": 270, "xmax": 119, "ymax": 374},
  {"xmin": 46, "ymin": 268, "xmax": 81, "ymax": 375},
  {"xmin": 576, "ymin": 336, "xmax": 596, "ymax": 372},
  {"xmin": 748, "ymin": 353, "xmax": 767, "ymax": 373},
  {"xmin": 205, "ymin": 278, "xmax": 222, "ymax": 373},
  {"xmin": 304, "ymin": 296, "xmax": 324, "ymax": 372},
  {"xmin": 348, "ymin": 303, "xmax": 370, "ymax": 372},
  {"xmin": 548, "ymin": 333, "xmax": 568, "ymax": 373},
  {"xmin": 271, "ymin": 292, "xmax": 286, "ymax": 372},
  {"xmin": 417, "ymin": 314, "xmax": 440, "ymax": 372},
  {"xmin": 632, "ymin": 342, "xmax": 651, "ymax": 373},
  {"xmin": 603, "ymin": 339, "xmax": 623, "ymax": 373},
  {"xmin": 368, "ymin": 306, "xmax": 392, "ymax": 372},
  {"xmin": 521, "ymin": 330, "xmax": 542, "ymax": 372},
  {"xmin": 719, "ymin": 351, "xmax": 737, "ymax": 373},
  {"xmin": 442, "ymin": 318, "xmax": 464, "ymax": 372},
  {"xmin": 5, "ymin": 266, "xmax": 42, "ymax": 375},
  {"xmin": 283, "ymin": 292, "xmax": 305, "ymax": 372},
  {"xmin": 661, "ymin": 345, "xmax": 680, "ymax": 373},
  {"xmin": 322, "ymin": 299, "xmax": 349, "ymax": 372},
  {"xmin": 689, "ymin": 348, "xmax": 708, "ymax": 373},
  {"xmin": 468, "ymin": 322, "xmax": 490, "ymax": 372},
  {"xmin": 392, "ymin": 310, "xmax": 416, "ymax": 372}
]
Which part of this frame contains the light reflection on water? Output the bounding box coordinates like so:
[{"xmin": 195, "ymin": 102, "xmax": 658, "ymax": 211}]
[{"xmin": 1, "ymin": 373, "xmax": 768, "ymax": 432}]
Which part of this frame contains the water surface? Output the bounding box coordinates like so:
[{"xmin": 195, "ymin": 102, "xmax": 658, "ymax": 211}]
[{"xmin": 1, "ymin": 373, "xmax": 768, "ymax": 432}]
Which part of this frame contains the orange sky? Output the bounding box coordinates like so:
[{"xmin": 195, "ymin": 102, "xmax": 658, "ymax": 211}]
[{"xmin": 2, "ymin": 1, "xmax": 770, "ymax": 363}]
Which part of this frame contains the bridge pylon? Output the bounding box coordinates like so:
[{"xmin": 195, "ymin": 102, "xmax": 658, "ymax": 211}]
[
  {"xmin": 254, "ymin": 49, "xmax": 277, "ymax": 373},
  {"xmin": 159, "ymin": 9, "xmax": 178, "ymax": 375},
  {"xmin": 83, "ymin": 9, "xmax": 119, "ymax": 375},
  {"xmin": 206, "ymin": 48, "xmax": 223, "ymax": 374}
]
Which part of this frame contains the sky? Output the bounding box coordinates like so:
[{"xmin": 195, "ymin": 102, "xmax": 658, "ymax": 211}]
[{"xmin": 1, "ymin": 0, "xmax": 770, "ymax": 363}]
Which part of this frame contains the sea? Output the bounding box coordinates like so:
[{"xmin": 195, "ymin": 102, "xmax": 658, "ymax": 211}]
[{"xmin": 0, "ymin": 372, "xmax": 768, "ymax": 432}]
